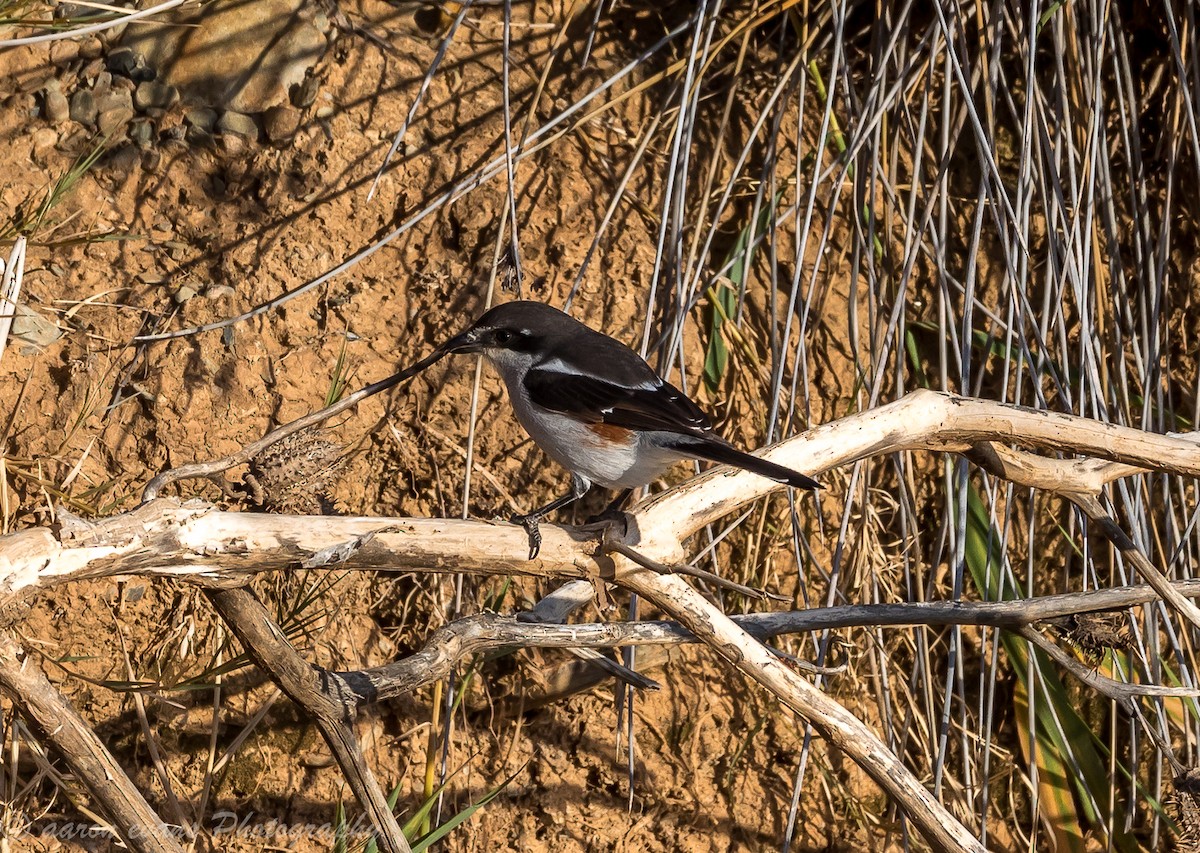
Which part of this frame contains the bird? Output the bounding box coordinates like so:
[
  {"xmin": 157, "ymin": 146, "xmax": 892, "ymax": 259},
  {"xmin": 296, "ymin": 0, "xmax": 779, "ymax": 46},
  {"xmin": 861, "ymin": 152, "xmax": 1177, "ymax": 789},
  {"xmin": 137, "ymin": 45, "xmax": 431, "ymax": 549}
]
[{"xmin": 426, "ymin": 300, "xmax": 819, "ymax": 558}]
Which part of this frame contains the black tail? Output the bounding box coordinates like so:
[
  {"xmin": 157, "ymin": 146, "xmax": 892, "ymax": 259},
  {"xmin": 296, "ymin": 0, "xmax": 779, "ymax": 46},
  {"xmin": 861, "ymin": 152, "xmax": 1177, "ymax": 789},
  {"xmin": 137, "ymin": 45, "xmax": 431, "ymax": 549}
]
[{"xmin": 672, "ymin": 438, "xmax": 820, "ymax": 490}]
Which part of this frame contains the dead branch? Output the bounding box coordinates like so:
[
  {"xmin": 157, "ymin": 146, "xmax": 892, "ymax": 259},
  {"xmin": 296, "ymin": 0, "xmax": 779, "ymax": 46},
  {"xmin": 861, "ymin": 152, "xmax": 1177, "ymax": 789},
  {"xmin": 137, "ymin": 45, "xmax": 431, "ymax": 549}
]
[
  {"xmin": 6, "ymin": 390, "xmax": 1200, "ymax": 852},
  {"xmin": 203, "ymin": 588, "xmax": 412, "ymax": 853},
  {"xmin": 0, "ymin": 636, "xmax": 186, "ymax": 853}
]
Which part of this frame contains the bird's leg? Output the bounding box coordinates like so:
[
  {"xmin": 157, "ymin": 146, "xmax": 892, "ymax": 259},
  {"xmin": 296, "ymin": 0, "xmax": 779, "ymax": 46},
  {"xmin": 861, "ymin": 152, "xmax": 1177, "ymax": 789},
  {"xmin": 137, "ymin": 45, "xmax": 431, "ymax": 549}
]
[{"xmin": 510, "ymin": 474, "xmax": 591, "ymax": 560}]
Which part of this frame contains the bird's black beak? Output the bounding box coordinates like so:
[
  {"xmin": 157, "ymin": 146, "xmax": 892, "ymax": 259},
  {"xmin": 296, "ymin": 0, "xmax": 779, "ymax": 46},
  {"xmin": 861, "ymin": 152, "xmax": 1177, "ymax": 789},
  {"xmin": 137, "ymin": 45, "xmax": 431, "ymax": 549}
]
[
  {"xmin": 435, "ymin": 327, "xmax": 484, "ymax": 356},
  {"xmin": 379, "ymin": 326, "xmax": 483, "ymax": 391}
]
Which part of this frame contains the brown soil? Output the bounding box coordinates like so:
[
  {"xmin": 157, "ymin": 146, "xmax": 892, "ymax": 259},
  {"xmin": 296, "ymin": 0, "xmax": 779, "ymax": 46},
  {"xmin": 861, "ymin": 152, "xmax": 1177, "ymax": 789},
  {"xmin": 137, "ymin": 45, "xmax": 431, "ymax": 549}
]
[{"xmin": 0, "ymin": 4, "xmax": 893, "ymax": 852}]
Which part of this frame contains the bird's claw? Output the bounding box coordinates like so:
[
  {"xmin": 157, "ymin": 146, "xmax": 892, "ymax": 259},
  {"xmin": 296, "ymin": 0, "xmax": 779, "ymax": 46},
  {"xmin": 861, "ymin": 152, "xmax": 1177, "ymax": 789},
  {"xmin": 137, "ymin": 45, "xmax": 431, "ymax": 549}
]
[{"xmin": 510, "ymin": 513, "xmax": 543, "ymax": 560}]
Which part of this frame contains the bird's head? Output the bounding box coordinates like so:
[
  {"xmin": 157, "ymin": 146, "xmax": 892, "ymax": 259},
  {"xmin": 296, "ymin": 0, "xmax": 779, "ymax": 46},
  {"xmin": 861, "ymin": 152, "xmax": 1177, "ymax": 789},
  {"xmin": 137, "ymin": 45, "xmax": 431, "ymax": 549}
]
[{"xmin": 435, "ymin": 301, "xmax": 574, "ymax": 371}]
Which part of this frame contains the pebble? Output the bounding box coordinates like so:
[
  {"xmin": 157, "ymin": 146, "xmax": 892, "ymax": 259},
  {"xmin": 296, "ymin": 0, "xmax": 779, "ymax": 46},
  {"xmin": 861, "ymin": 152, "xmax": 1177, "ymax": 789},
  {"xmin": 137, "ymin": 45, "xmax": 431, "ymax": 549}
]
[
  {"xmin": 315, "ymin": 104, "xmax": 334, "ymax": 119},
  {"xmin": 32, "ymin": 127, "xmax": 59, "ymax": 159},
  {"xmin": 216, "ymin": 110, "xmax": 258, "ymax": 138},
  {"xmin": 69, "ymin": 89, "xmax": 97, "ymax": 125},
  {"xmin": 49, "ymin": 40, "xmax": 80, "ymax": 65},
  {"xmin": 262, "ymin": 104, "xmax": 300, "ymax": 142},
  {"xmin": 219, "ymin": 134, "xmax": 246, "ymax": 156},
  {"xmin": 42, "ymin": 82, "xmax": 69, "ymax": 124},
  {"xmin": 95, "ymin": 88, "xmax": 134, "ymax": 135},
  {"xmin": 93, "ymin": 71, "xmax": 112, "ymax": 96},
  {"xmin": 79, "ymin": 36, "xmax": 103, "ymax": 59},
  {"xmin": 105, "ymin": 46, "xmax": 140, "ymax": 76},
  {"xmin": 173, "ymin": 286, "xmax": 198, "ymax": 305},
  {"xmin": 205, "ymin": 284, "xmax": 236, "ymax": 299},
  {"xmin": 7, "ymin": 93, "xmax": 36, "ymax": 120},
  {"xmin": 128, "ymin": 118, "xmax": 155, "ymax": 147},
  {"xmin": 185, "ymin": 126, "xmax": 214, "ymax": 146},
  {"xmin": 185, "ymin": 107, "xmax": 218, "ymax": 132},
  {"xmin": 80, "ymin": 58, "xmax": 104, "ymax": 83},
  {"xmin": 134, "ymin": 80, "xmax": 178, "ymax": 113},
  {"xmin": 141, "ymin": 148, "xmax": 162, "ymax": 171},
  {"xmin": 11, "ymin": 304, "xmax": 63, "ymax": 350},
  {"xmin": 290, "ymin": 74, "xmax": 319, "ymax": 108}
]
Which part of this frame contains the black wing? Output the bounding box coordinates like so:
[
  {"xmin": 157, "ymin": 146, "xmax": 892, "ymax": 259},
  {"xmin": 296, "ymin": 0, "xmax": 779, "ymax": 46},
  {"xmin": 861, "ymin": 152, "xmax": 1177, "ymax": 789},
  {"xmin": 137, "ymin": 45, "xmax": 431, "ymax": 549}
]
[
  {"xmin": 523, "ymin": 368, "xmax": 716, "ymax": 440},
  {"xmin": 524, "ymin": 366, "xmax": 821, "ymax": 490}
]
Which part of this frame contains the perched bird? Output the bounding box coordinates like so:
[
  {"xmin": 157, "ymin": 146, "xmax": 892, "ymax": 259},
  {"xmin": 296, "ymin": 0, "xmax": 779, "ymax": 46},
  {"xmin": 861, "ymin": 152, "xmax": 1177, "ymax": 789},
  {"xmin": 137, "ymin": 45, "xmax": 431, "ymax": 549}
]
[{"xmin": 428, "ymin": 300, "xmax": 818, "ymax": 557}]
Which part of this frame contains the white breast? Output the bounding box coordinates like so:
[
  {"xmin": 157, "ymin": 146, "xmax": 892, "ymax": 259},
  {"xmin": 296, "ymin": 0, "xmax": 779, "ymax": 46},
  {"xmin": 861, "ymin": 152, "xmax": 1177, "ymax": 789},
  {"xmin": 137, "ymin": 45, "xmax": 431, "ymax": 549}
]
[{"xmin": 489, "ymin": 359, "xmax": 681, "ymax": 489}]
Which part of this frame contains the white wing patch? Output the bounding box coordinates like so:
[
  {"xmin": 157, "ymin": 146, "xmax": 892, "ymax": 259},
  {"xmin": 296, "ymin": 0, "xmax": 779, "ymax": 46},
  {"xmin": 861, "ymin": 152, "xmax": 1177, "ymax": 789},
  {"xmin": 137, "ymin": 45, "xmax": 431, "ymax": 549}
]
[{"xmin": 535, "ymin": 355, "xmax": 661, "ymax": 391}]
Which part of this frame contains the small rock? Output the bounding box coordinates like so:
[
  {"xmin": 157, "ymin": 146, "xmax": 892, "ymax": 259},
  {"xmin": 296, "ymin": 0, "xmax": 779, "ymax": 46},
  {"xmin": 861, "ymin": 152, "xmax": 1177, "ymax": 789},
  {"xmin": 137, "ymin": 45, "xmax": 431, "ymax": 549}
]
[
  {"xmin": 112, "ymin": 76, "xmax": 136, "ymax": 93},
  {"xmin": 105, "ymin": 46, "xmax": 140, "ymax": 76},
  {"xmin": 6, "ymin": 93, "xmax": 36, "ymax": 120},
  {"xmin": 128, "ymin": 118, "xmax": 155, "ymax": 146},
  {"xmin": 173, "ymin": 286, "xmax": 198, "ymax": 304},
  {"xmin": 205, "ymin": 284, "xmax": 236, "ymax": 299},
  {"xmin": 79, "ymin": 36, "xmax": 103, "ymax": 59},
  {"xmin": 134, "ymin": 80, "xmax": 178, "ymax": 113},
  {"xmin": 106, "ymin": 45, "xmax": 155, "ymax": 81},
  {"xmin": 185, "ymin": 107, "xmax": 218, "ymax": 132},
  {"xmin": 142, "ymin": 148, "xmax": 162, "ymax": 171},
  {"xmin": 11, "ymin": 304, "xmax": 63, "ymax": 350},
  {"xmin": 185, "ymin": 125, "xmax": 214, "ymax": 147},
  {"xmin": 262, "ymin": 104, "xmax": 300, "ymax": 142},
  {"xmin": 49, "ymin": 40, "xmax": 80, "ymax": 65},
  {"xmin": 43, "ymin": 85, "xmax": 69, "ymax": 124},
  {"xmin": 32, "ymin": 127, "xmax": 59, "ymax": 159},
  {"xmin": 93, "ymin": 71, "xmax": 112, "ymax": 96},
  {"xmin": 69, "ymin": 89, "xmax": 97, "ymax": 125},
  {"xmin": 95, "ymin": 88, "xmax": 134, "ymax": 135},
  {"xmin": 290, "ymin": 74, "xmax": 319, "ymax": 108},
  {"xmin": 219, "ymin": 134, "xmax": 245, "ymax": 156},
  {"xmin": 55, "ymin": 3, "xmax": 104, "ymax": 18},
  {"xmin": 80, "ymin": 57, "xmax": 105, "ymax": 81},
  {"xmin": 216, "ymin": 110, "xmax": 258, "ymax": 138}
]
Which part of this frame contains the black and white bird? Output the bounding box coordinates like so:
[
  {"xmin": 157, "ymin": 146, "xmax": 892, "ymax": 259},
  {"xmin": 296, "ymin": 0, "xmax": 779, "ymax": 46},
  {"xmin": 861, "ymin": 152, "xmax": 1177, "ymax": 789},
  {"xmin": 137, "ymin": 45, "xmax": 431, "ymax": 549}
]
[{"xmin": 427, "ymin": 300, "xmax": 818, "ymax": 557}]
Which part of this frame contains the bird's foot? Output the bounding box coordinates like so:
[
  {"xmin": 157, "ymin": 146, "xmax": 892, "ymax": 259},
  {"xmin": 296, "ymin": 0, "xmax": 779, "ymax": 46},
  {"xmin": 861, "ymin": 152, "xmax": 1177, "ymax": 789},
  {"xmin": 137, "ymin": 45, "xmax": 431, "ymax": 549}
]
[{"xmin": 509, "ymin": 512, "xmax": 544, "ymax": 560}]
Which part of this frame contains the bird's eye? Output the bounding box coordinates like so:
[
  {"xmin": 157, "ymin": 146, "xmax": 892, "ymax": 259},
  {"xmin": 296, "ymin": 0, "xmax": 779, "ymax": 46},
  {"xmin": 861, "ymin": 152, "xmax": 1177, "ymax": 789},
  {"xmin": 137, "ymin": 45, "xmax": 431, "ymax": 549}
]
[{"xmin": 494, "ymin": 329, "xmax": 514, "ymax": 345}]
